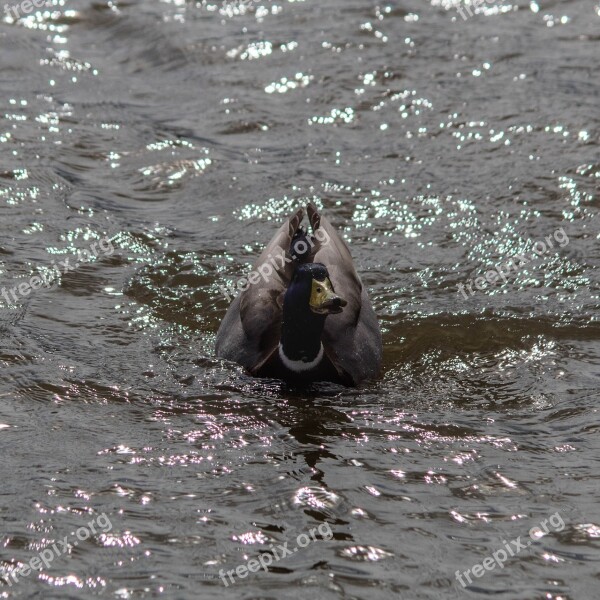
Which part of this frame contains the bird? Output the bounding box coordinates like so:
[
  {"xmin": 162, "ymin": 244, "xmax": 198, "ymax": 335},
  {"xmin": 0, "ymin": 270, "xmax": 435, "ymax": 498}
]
[{"xmin": 215, "ymin": 203, "xmax": 382, "ymax": 386}]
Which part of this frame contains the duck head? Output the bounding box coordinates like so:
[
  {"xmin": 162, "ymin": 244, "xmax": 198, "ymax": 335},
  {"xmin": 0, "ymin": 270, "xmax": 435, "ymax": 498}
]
[
  {"xmin": 280, "ymin": 263, "xmax": 347, "ymax": 365},
  {"xmin": 286, "ymin": 263, "xmax": 347, "ymax": 316}
]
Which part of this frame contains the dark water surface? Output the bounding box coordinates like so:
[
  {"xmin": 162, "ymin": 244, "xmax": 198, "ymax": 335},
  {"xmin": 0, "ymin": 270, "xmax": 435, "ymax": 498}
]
[{"xmin": 1, "ymin": 0, "xmax": 599, "ymax": 598}]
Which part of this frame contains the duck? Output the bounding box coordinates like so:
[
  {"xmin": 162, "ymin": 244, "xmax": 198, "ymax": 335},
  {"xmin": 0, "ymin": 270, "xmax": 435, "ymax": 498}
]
[{"xmin": 215, "ymin": 203, "xmax": 382, "ymax": 386}]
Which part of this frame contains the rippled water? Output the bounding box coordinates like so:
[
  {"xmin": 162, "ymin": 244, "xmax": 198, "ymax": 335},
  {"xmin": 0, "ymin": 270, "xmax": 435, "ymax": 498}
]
[{"xmin": 1, "ymin": 0, "xmax": 599, "ymax": 598}]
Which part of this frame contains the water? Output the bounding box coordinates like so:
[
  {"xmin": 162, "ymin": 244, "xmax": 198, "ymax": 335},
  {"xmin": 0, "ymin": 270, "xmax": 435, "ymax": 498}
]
[{"xmin": 1, "ymin": 0, "xmax": 599, "ymax": 598}]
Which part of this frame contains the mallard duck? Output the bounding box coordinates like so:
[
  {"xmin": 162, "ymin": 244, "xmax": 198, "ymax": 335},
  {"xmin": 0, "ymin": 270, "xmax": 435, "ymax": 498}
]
[{"xmin": 215, "ymin": 203, "xmax": 382, "ymax": 386}]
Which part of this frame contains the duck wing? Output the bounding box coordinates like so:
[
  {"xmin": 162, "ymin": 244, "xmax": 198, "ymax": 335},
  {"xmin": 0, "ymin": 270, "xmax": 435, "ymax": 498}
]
[
  {"xmin": 307, "ymin": 203, "xmax": 382, "ymax": 384},
  {"xmin": 215, "ymin": 208, "xmax": 304, "ymax": 373}
]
